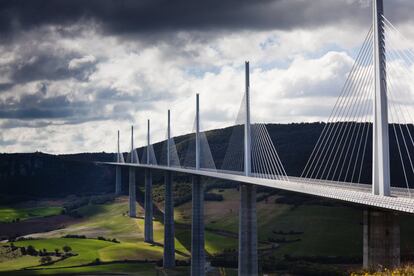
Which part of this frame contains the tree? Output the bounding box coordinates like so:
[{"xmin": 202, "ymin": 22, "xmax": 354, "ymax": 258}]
[
  {"xmin": 26, "ymin": 245, "xmax": 37, "ymax": 256},
  {"xmin": 20, "ymin": 247, "xmax": 27, "ymax": 255},
  {"xmin": 54, "ymin": 248, "xmax": 60, "ymax": 256},
  {"xmin": 62, "ymin": 245, "xmax": 72, "ymax": 253},
  {"xmin": 40, "ymin": 256, "xmax": 52, "ymax": 265}
]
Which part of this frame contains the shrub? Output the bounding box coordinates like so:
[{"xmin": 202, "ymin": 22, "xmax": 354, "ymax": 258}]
[
  {"xmin": 62, "ymin": 234, "xmax": 86, "ymax": 239},
  {"xmin": 20, "ymin": 247, "xmax": 27, "ymax": 255},
  {"xmin": 26, "ymin": 245, "xmax": 38, "ymax": 256},
  {"xmin": 40, "ymin": 256, "xmax": 52, "ymax": 265},
  {"xmin": 62, "ymin": 245, "xmax": 72, "ymax": 253}
]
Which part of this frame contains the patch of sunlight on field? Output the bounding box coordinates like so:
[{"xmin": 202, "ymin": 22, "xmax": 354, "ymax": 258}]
[
  {"xmin": 0, "ymin": 255, "xmax": 40, "ymax": 271},
  {"xmin": 0, "ymin": 206, "xmax": 63, "ymax": 222},
  {"xmin": 12, "ymin": 238, "xmax": 114, "ymax": 268},
  {"xmin": 35, "ymin": 199, "xmax": 144, "ymax": 243},
  {"xmin": 205, "ymin": 231, "xmax": 237, "ymax": 255},
  {"xmin": 136, "ymin": 218, "xmax": 163, "ymax": 243},
  {"xmin": 99, "ymin": 242, "xmax": 164, "ymax": 261}
]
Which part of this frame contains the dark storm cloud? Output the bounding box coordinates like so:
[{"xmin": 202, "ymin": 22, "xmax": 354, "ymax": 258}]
[
  {"xmin": 0, "ymin": 0, "xmax": 376, "ymax": 37},
  {"xmin": 0, "ymin": 83, "xmax": 14, "ymax": 92},
  {"xmin": 10, "ymin": 53, "xmax": 97, "ymax": 83},
  {"xmin": 0, "ymin": 93, "xmax": 78, "ymax": 119}
]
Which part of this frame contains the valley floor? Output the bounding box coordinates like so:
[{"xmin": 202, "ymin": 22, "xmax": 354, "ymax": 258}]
[{"xmin": 1, "ymin": 188, "xmax": 414, "ymax": 275}]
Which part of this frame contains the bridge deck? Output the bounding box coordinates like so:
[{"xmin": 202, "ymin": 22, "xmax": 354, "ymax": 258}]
[{"xmin": 102, "ymin": 162, "xmax": 414, "ymax": 214}]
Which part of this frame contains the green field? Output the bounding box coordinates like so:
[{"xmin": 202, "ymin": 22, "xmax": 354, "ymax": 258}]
[
  {"xmin": 0, "ymin": 263, "xmax": 159, "ymax": 275},
  {"xmin": 0, "ymin": 206, "xmax": 63, "ymax": 222},
  {"xmin": 2, "ymin": 189, "xmax": 414, "ymax": 275}
]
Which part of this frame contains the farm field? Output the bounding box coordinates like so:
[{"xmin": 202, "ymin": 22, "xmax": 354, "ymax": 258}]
[
  {"xmin": 0, "ymin": 206, "xmax": 63, "ymax": 223},
  {"xmin": 1, "ymin": 189, "xmax": 414, "ymax": 275}
]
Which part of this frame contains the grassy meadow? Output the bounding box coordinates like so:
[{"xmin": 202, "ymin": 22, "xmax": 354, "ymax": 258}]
[{"xmin": 1, "ymin": 188, "xmax": 414, "ymax": 275}]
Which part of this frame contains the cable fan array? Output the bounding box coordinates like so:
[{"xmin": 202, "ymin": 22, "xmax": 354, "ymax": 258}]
[
  {"xmin": 301, "ymin": 17, "xmax": 414, "ymax": 197},
  {"xmin": 301, "ymin": 27, "xmax": 374, "ymax": 185},
  {"xmin": 159, "ymin": 129, "xmax": 181, "ymax": 167},
  {"xmin": 182, "ymin": 117, "xmax": 216, "ymax": 171},
  {"xmin": 141, "ymin": 144, "xmax": 158, "ymax": 165},
  {"xmin": 220, "ymin": 95, "xmax": 288, "ymax": 180},
  {"xmin": 115, "ymin": 131, "xmax": 125, "ymax": 163},
  {"xmin": 382, "ymin": 15, "xmax": 414, "ymax": 197}
]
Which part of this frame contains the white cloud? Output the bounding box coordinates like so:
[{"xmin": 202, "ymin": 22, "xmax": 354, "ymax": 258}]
[{"xmin": 68, "ymin": 55, "xmax": 96, "ymax": 70}]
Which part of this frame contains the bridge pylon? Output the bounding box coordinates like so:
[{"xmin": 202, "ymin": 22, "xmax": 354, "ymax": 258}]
[
  {"xmin": 163, "ymin": 110, "xmax": 175, "ymax": 268},
  {"xmin": 144, "ymin": 119, "xmax": 154, "ymax": 243},
  {"xmin": 363, "ymin": 0, "xmax": 400, "ymax": 270},
  {"xmin": 191, "ymin": 93, "xmax": 206, "ymax": 276},
  {"xmin": 238, "ymin": 61, "xmax": 258, "ymax": 276},
  {"xmin": 115, "ymin": 130, "xmax": 122, "ymax": 195},
  {"xmin": 128, "ymin": 126, "xmax": 136, "ymax": 218},
  {"xmin": 372, "ymin": 0, "xmax": 390, "ymax": 196}
]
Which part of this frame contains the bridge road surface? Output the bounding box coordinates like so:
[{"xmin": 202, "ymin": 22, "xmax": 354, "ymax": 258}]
[{"xmin": 100, "ymin": 162, "xmax": 414, "ymax": 214}]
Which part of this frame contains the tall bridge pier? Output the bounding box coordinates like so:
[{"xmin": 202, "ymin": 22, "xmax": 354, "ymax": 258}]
[
  {"xmin": 129, "ymin": 126, "xmax": 136, "ymax": 218},
  {"xmin": 163, "ymin": 171, "xmax": 175, "ymax": 267},
  {"xmin": 191, "ymin": 94, "xmax": 206, "ymax": 276},
  {"xmin": 238, "ymin": 61, "xmax": 258, "ymax": 276},
  {"xmin": 163, "ymin": 110, "xmax": 175, "ymax": 268},
  {"xmin": 364, "ymin": 0, "xmax": 400, "ymax": 269},
  {"xmin": 115, "ymin": 130, "xmax": 122, "ymax": 195},
  {"xmin": 191, "ymin": 175, "xmax": 205, "ymax": 276},
  {"xmin": 144, "ymin": 120, "xmax": 154, "ymax": 243},
  {"xmin": 239, "ymin": 184, "xmax": 258, "ymax": 275},
  {"xmin": 363, "ymin": 209, "xmax": 400, "ymax": 269}
]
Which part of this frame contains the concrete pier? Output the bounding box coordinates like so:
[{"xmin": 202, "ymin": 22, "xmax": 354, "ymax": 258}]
[
  {"xmin": 238, "ymin": 183, "xmax": 258, "ymax": 276},
  {"xmin": 191, "ymin": 175, "xmax": 205, "ymax": 276},
  {"xmin": 363, "ymin": 209, "xmax": 400, "ymax": 269},
  {"xmin": 128, "ymin": 167, "xmax": 136, "ymax": 217},
  {"xmin": 144, "ymin": 168, "xmax": 154, "ymax": 243},
  {"xmin": 115, "ymin": 166, "xmax": 122, "ymax": 195},
  {"xmin": 163, "ymin": 171, "xmax": 175, "ymax": 268}
]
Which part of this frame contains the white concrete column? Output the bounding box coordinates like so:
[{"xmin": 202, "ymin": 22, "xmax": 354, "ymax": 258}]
[
  {"xmin": 363, "ymin": 209, "xmax": 400, "ymax": 269},
  {"xmin": 191, "ymin": 175, "xmax": 204, "ymax": 276},
  {"xmin": 115, "ymin": 130, "xmax": 122, "ymax": 195},
  {"xmin": 372, "ymin": 0, "xmax": 390, "ymax": 196},
  {"xmin": 164, "ymin": 109, "xmax": 175, "ymax": 268},
  {"xmin": 128, "ymin": 126, "xmax": 136, "ymax": 217},
  {"xmin": 239, "ymin": 61, "xmax": 258, "ymax": 276},
  {"xmin": 145, "ymin": 119, "xmax": 153, "ymax": 243}
]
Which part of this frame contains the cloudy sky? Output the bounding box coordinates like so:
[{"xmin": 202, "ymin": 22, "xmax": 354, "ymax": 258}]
[{"xmin": 1, "ymin": 0, "xmax": 414, "ymax": 153}]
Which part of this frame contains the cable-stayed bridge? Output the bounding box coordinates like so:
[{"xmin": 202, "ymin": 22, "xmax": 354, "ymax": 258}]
[{"xmin": 99, "ymin": 1, "xmax": 414, "ymax": 275}]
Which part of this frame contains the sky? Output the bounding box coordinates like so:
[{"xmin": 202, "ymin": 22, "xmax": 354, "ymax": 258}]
[{"xmin": 1, "ymin": 0, "xmax": 414, "ymax": 153}]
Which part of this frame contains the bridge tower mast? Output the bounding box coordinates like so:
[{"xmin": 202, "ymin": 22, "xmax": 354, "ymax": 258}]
[
  {"xmin": 239, "ymin": 61, "xmax": 258, "ymax": 276},
  {"xmin": 363, "ymin": 1, "xmax": 399, "ymax": 270},
  {"xmin": 195, "ymin": 94, "xmax": 200, "ymax": 170},
  {"xmin": 144, "ymin": 119, "xmax": 153, "ymax": 242},
  {"xmin": 191, "ymin": 93, "xmax": 205, "ymax": 276},
  {"xmin": 115, "ymin": 130, "xmax": 122, "ymax": 195},
  {"xmin": 244, "ymin": 62, "xmax": 251, "ymax": 176},
  {"xmin": 128, "ymin": 126, "xmax": 136, "ymax": 217},
  {"xmin": 163, "ymin": 110, "xmax": 175, "ymax": 268},
  {"xmin": 372, "ymin": 0, "xmax": 390, "ymax": 196}
]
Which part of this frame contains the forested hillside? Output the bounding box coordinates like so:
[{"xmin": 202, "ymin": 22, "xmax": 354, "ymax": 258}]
[{"xmin": 0, "ymin": 122, "xmax": 411, "ymax": 200}]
